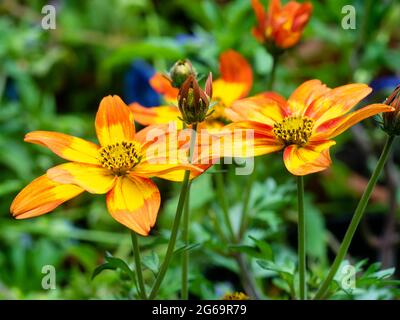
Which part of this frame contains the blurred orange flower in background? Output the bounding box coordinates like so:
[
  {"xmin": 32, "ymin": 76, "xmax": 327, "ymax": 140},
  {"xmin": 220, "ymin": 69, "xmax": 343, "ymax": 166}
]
[
  {"xmin": 130, "ymin": 50, "xmax": 253, "ymax": 130},
  {"xmin": 10, "ymin": 95, "xmax": 208, "ymax": 235},
  {"xmin": 225, "ymin": 80, "xmax": 394, "ymax": 176},
  {"xmin": 251, "ymin": 0, "xmax": 313, "ymax": 49}
]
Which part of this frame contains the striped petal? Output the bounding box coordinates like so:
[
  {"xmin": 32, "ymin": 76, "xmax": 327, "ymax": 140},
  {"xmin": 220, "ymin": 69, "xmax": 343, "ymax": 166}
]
[
  {"xmin": 129, "ymin": 102, "xmax": 181, "ymax": 127},
  {"xmin": 136, "ymin": 126, "xmax": 211, "ymax": 181},
  {"xmin": 287, "ymin": 80, "xmax": 330, "ymax": 116},
  {"xmin": 307, "ymin": 84, "xmax": 372, "ymax": 126},
  {"xmin": 106, "ymin": 175, "xmax": 160, "ymax": 236},
  {"xmin": 313, "ymin": 103, "xmax": 394, "ymax": 140},
  {"xmin": 25, "ymin": 131, "xmax": 100, "ymax": 165},
  {"xmin": 95, "ymin": 95, "xmax": 136, "ymax": 146},
  {"xmin": 217, "ymin": 122, "xmax": 283, "ymax": 158},
  {"xmin": 149, "ymin": 73, "xmax": 179, "ymax": 102},
  {"xmin": 47, "ymin": 163, "xmax": 116, "ymax": 194},
  {"xmin": 283, "ymin": 140, "xmax": 336, "ymax": 176},
  {"xmin": 10, "ymin": 174, "xmax": 84, "ymax": 219},
  {"xmin": 226, "ymin": 92, "xmax": 288, "ymax": 126},
  {"xmin": 134, "ymin": 163, "xmax": 205, "ymax": 182}
]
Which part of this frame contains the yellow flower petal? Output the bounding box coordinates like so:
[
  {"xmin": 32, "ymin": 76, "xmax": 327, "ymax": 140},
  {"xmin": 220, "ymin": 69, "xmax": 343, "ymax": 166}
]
[
  {"xmin": 10, "ymin": 174, "xmax": 84, "ymax": 219},
  {"xmin": 24, "ymin": 131, "xmax": 100, "ymax": 165},
  {"xmin": 212, "ymin": 80, "xmax": 248, "ymax": 108},
  {"xmin": 47, "ymin": 163, "xmax": 117, "ymax": 194},
  {"xmin": 95, "ymin": 95, "xmax": 136, "ymax": 146},
  {"xmin": 212, "ymin": 50, "xmax": 253, "ymax": 105},
  {"xmin": 308, "ymin": 84, "xmax": 372, "ymax": 126},
  {"xmin": 217, "ymin": 122, "xmax": 283, "ymax": 158},
  {"xmin": 287, "ymin": 79, "xmax": 330, "ymax": 116},
  {"xmin": 106, "ymin": 175, "xmax": 160, "ymax": 236},
  {"xmin": 312, "ymin": 103, "xmax": 394, "ymax": 140},
  {"xmin": 129, "ymin": 102, "xmax": 181, "ymax": 127},
  {"xmin": 226, "ymin": 92, "xmax": 288, "ymax": 126},
  {"xmin": 283, "ymin": 140, "xmax": 336, "ymax": 176}
]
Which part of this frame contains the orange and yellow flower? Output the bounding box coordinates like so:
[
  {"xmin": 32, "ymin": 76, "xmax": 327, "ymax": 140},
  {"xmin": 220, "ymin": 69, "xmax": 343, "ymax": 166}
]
[
  {"xmin": 129, "ymin": 50, "xmax": 253, "ymax": 130},
  {"xmin": 225, "ymin": 80, "xmax": 394, "ymax": 176},
  {"xmin": 251, "ymin": 0, "xmax": 313, "ymax": 49},
  {"xmin": 10, "ymin": 95, "xmax": 208, "ymax": 236}
]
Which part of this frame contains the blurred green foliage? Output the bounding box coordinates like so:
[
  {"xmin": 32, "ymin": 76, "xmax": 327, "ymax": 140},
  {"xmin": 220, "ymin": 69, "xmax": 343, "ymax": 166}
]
[{"xmin": 0, "ymin": 0, "xmax": 399, "ymax": 299}]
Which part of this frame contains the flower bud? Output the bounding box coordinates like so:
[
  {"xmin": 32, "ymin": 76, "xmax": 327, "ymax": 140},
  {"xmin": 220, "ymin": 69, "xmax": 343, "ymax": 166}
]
[
  {"xmin": 178, "ymin": 73, "xmax": 213, "ymax": 125},
  {"xmin": 169, "ymin": 59, "xmax": 197, "ymax": 88},
  {"xmin": 382, "ymin": 85, "xmax": 400, "ymax": 136}
]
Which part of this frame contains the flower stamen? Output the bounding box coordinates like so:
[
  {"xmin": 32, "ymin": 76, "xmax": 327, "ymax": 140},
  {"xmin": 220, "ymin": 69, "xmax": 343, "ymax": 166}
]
[
  {"xmin": 273, "ymin": 116, "xmax": 314, "ymax": 145},
  {"xmin": 99, "ymin": 141, "xmax": 142, "ymax": 175}
]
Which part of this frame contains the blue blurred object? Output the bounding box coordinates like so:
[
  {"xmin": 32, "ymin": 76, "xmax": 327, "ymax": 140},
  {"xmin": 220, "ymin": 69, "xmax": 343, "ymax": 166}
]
[
  {"xmin": 5, "ymin": 78, "xmax": 19, "ymax": 101},
  {"xmin": 124, "ymin": 60, "xmax": 161, "ymax": 107},
  {"xmin": 175, "ymin": 33, "xmax": 204, "ymax": 46},
  {"xmin": 369, "ymin": 76, "xmax": 400, "ymax": 93}
]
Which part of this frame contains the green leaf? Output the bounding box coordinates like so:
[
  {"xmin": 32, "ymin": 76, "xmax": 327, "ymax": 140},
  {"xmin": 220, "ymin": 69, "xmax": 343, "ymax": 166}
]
[
  {"xmin": 91, "ymin": 262, "xmax": 116, "ymax": 280},
  {"xmin": 174, "ymin": 243, "xmax": 200, "ymax": 255},
  {"xmin": 304, "ymin": 196, "xmax": 326, "ymax": 261},
  {"xmin": 249, "ymin": 236, "xmax": 274, "ymax": 261},
  {"xmin": 91, "ymin": 253, "xmax": 134, "ymax": 281},
  {"xmin": 141, "ymin": 251, "xmax": 160, "ymax": 275},
  {"xmin": 228, "ymin": 244, "xmax": 261, "ymax": 258},
  {"xmin": 101, "ymin": 38, "xmax": 184, "ymax": 71}
]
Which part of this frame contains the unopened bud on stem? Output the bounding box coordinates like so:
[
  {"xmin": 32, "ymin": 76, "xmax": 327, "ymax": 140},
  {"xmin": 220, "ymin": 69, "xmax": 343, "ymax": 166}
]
[
  {"xmin": 169, "ymin": 59, "xmax": 197, "ymax": 88},
  {"xmin": 382, "ymin": 85, "xmax": 400, "ymax": 136},
  {"xmin": 178, "ymin": 73, "xmax": 213, "ymax": 125}
]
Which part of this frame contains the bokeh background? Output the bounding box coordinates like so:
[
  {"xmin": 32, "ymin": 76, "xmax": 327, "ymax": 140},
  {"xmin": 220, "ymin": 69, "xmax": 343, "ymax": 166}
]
[{"xmin": 0, "ymin": 0, "xmax": 399, "ymax": 299}]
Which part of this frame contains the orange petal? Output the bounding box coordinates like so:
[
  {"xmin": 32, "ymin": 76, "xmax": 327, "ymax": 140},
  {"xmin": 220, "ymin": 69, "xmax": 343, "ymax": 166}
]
[
  {"xmin": 226, "ymin": 92, "xmax": 288, "ymax": 126},
  {"xmin": 136, "ymin": 126, "xmax": 211, "ymax": 181},
  {"xmin": 106, "ymin": 175, "xmax": 160, "ymax": 236},
  {"xmin": 134, "ymin": 162, "xmax": 205, "ymax": 182},
  {"xmin": 149, "ymin": 73, "xmax": 179, "ymax": 102},
  {"xmin": 129, "ymin": 102, "xmax": 181, "ymax": 126},
  {"xmin": 251, "ymin": 0, "xmax": 266, "ymax": 29},
  {"xmin": 287, "ymin": 80, "xmax": 330, "ymax": 116},
  {"xmin": 313, "ymin": 103, "xmax": 394, "ymax": 140},
  {"xmin": 10, "ymin": 174, "xmax": 84, "ymax": 219},
  {"xmin": 218, "ymin": 50, "xmax": 253, "ymax": 98},
  {"xmin": 134, "ymin": 123, "xmax": 178, "ymax": 146},
  {"xmin": 217, "ymin": 123, "xmax": 283, "ymax": 158},
  {"xmin": 308, "ymin": 84, "xmax": 372, "ymax": 126},
  {"xmin": 283, "ymin": 140, "xmax": 336, "ymax": 176},
  {"xmin": 292, "ymin": 2, "xmax": 313, "ymax": 32},
  {"xmin": 95, "ymin": 95, "xmax": 136, "ymax": 146},
  {"xmin": 25, "ymin": 131, "xmax": 100, "ymax": 165},
  {"xmin": 273, "ymin": 1, "xmax": 312, "ymax": 48},
  {"xmin": 212, "ymin": 80, "xmax": 249, "ymax": 108},
  {"xmin": 47, "ymin": 163, "xmax": 117, "ymax": 194}
]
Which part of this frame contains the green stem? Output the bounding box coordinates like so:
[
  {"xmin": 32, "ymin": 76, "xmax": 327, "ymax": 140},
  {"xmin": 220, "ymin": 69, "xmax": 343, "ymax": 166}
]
[
  {"xmin": 148, "ymin": 124, "xmax": 198, "ymax": 300},
  {"xmin": 131, "ymin": 232, "xmax": 146, "ymax": 299},
  {"xmin": 239, "ymin": 173, "xmax": 256, "ymax": 240},
  {"xmin": 214, "ymin": 165, "xmax": 261, "ymax": 299},
  {"xmin": 314, "ymin": 135, "xmax": 395, "ymax": 300},
  {"xmin": 215, "ymin": 167, "xmax": 236, "ymax": 241},
  {"xmin": 181, "ymin": 184, "xmax": 191, "ymax": 300},
  {"xmin": 297, "ymin": 176, "xmax": 306, "ymax": 300},
  {"xmin": 267, "ymin": 54, "xmax": 279, "ymax": 90}
]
